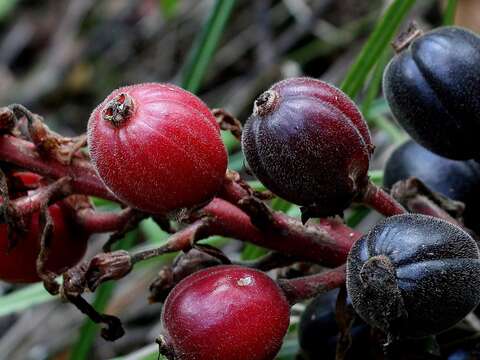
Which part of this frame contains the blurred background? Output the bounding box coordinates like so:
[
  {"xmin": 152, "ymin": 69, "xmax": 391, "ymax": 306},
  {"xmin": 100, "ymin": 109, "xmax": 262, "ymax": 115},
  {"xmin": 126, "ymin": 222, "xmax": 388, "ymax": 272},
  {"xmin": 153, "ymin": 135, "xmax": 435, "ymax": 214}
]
[{"xmin": 0, "ymin": 0, "xmax": 478, "ymax": 359}]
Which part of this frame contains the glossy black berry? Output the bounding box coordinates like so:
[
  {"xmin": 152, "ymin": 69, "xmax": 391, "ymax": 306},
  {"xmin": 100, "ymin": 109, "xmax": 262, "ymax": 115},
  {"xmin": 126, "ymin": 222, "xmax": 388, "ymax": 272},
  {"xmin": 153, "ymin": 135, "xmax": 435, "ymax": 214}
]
[
  {"xmin": 384, "ymin": 140, "xmax": 480, "ymax": 231},
  {"xmin": 298, "ymin": 289, "xmax": 370, "ymax": 360},
  {"xmin": 383, "ymin": 26, "xmax": 480, "ymax": 160},
  {"xmin": 346, "ymin": 214, "xmax": 480, "ymax": 338},
  {"xmin": 241, "ymin": 77, "xmax": 373, "ymax": 217}
]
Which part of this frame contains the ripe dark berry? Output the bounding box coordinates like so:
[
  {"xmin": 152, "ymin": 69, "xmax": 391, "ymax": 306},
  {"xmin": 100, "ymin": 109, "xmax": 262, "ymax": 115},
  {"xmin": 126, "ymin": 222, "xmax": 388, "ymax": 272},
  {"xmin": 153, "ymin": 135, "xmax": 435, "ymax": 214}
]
[
  {"xmin": 346, "ymin": 214, "xmax": 480, "ymax": 338},
  {"xmin": 242, "ymin": 77, "xmax": 373, "ymax": 217},
  {"xmin": 383, "ymin": 26, "xmax": 480, "ymax": 160},
  {"xmin": 0, "ymin": 202, "xmax": 88, "ymax": 283},
  {"xmin": 298, "ymin": 289, "xmax": 370, "ymax": 360},
  {"xmin": 384, "ymin": 140, "xmax": 480, "ymax": 231},
  {"xmin": 88, "ymin": 83, "xmax": 228, "ymax": 214},
  {"xmin": 159, "ymin": 265, "xmax": 290, "ymax": 360}
]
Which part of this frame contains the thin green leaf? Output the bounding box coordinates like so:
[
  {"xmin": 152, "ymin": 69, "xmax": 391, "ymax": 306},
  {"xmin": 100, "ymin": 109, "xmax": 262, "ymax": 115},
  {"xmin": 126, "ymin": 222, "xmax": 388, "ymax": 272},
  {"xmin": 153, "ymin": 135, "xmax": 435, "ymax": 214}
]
[
  {"xmin": 222, "ymin": 131, "xmax": 239, "ymax": 153},
  {"xmin": 0, "ymin": 0, "xmax": 18, "ymax": 22},
  {"xmin": 361, "ymin": 48, "xmax": 391, "ymax": 117},
  {"xmin": 246, "ymin": 180, "xmax": 266, "ymax": 192},
  {"xmin": 180, "ymin": 0, "xmax": 236, "ymax": 93},
  {"xmin": 443, "ymin": 0, "xmax": 458, "ymax": 26},
  {"xmin": 0, "ymin": 283, "xmax": 54, "ymax": 317},
  {"xmin": 228, "ymin": 149, "xmax": 245, "ymax": 172},
  {"xmin": 159, "ymin": 0, "xmax": 178, "ymax": 19},
  {"xmin": 368, "ymin": 170, "xmax": 384, "ymax": 186},
  {"xmin": 369, "ymin": 98, "xmax": 390, "ymax": 118},
  {"xmin": 341, "ymin": 0, "xmax": 416, "ymax": 98},
  {"xmin": 140, "ymin": 218, "xmax": 169, "ymax": 244},
  {"xmin": 271, "ymin": 198, "xmax": 293, "ymax": 213},
  {"xmin": 69, "ymin": 231, "xmax": 138, "ymax": 360},
  {"xmin": 241, "ymin": 244, "xmax": 268, "ymax": 260}
]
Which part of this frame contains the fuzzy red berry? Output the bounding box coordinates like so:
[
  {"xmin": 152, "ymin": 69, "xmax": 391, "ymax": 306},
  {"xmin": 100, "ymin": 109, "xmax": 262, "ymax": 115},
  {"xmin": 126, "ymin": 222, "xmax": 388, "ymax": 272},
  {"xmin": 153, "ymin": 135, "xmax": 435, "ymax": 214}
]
[
  {"xmin": 159, "ymin": 265, "xmax": 290, "ymax": 360},
  {"xmin": 241, "ymin": 77, "xmax": 373, "ymax": 217},
  {"xmin": 0, "ymin": 202, "xmax": 88, "ymax": 283},
  {"xmin": 87, "ymin": 83, "xmax": 228, "ymax": 214}
]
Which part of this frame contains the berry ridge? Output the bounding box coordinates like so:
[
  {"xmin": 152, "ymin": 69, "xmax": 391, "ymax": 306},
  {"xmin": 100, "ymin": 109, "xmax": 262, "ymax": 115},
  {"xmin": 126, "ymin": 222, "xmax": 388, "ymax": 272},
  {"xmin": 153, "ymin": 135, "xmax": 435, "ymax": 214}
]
[{"xmin": 242, "ymin": 77, "xmax": 373, "ymax": 217}]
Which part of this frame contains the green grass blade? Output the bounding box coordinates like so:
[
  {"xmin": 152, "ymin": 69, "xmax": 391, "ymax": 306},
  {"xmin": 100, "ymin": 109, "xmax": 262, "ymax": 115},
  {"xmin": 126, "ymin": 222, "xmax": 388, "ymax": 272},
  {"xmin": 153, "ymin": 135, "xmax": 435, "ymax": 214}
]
[
  {"xmin": 180, "ymin": 0, "xmax": 236, "ymax": 93},
  {"xmin": 368, "ymin": 170, "xmax": 384, "ymax": 185},
  {"xmin": 361, "ymin": 49, "xmax": 390, "ymax": 118},
  {"xmin": 340, "ymin": 0, "xmax": 416, "ymax": 98},
  {"xmin": 69, "ymin": 231, "xmax": 138, "ymax": 360},
  {"xmin": 0, "ymin": 283, "xmax": 54, "ymax": 317},
  {"xmin": 0, "ymin": 0, "xmax": 18, "ymax": 22},
  {"xmin": 443, "ymin": 0, "xmax": 458, "ymax": 26},
  {"xmin": 159, "ymin": 0, "xmax": 179, "ymax": 19},
  {"xmin": 241, "ymin": 243, "xmax": 268, "ymax": 260}
]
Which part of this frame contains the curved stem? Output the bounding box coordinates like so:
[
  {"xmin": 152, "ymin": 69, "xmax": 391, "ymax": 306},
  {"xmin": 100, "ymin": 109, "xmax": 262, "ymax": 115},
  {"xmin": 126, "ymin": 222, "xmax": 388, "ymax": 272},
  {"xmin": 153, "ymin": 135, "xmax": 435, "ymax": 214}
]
[
  {"xmin": 0, "ymin": 135, "xmax": 117, "ymax": 201},
  {"xmin": 201, "ymin": 198, "xmax": 352, "ymax": 266},
  {"xmin": 359, "ymin": 180, "xmax": 406, "ymax": 216},
  {"xmin": 278, "ymin": 264, "xmax": 346, "ymax": 304},
  {"xmin": 4, "ymin": 177, "xmax": 72, "ymax": 221},
  {"xmin": 74, "ymin": 207, "xmax": 137, "ymax": 234}
]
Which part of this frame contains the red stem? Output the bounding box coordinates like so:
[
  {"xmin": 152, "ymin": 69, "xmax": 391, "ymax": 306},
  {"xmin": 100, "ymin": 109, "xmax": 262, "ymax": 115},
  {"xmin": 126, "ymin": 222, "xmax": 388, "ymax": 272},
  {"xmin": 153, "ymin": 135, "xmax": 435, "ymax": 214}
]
[
  {"xmin": 131, "ymin": 220, "xmax": 207, "ymax": 263},
  {"xmin": 199, "ymin": 198, "xmax": 352, "ymax": 266},
  {"xmin": 278, "ymin": 264, "xmax": 346, "ymax": 304},
  {"xmin": 9, "ymin": 177, "xmax": 72, "ymax": 217},
  {"xmin": 75, "ymin": 207, "xmax": 137, "ymax": 234},
  {"xmin": 360, "ymin": 180, "xmax": 406, "ymax": 216},
  {"xmin": 218, "ymin": 172, "xmax": 362, "ymax": 248},
  {"xmin": 0, "ymin": 135, "xmax": 117, "ymax": 201}
]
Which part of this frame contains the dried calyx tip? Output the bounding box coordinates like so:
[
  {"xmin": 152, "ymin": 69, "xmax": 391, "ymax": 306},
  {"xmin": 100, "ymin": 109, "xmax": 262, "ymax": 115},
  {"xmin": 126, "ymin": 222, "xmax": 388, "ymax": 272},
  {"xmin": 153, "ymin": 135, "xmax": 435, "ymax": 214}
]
[
  {"xmin": 392, "ymin": 21, "xmax": 424, "ymax": 54},
  {"xmin": 253, "ymin": 90, "xmax": 279, "ymax": 117},
  {"xmin": 102, "ymin": 93, "xmax": 134, "ymax": 126},
  {"xmin": 360, "ymin": 255, "xmax": 396, "ymax": 288}
]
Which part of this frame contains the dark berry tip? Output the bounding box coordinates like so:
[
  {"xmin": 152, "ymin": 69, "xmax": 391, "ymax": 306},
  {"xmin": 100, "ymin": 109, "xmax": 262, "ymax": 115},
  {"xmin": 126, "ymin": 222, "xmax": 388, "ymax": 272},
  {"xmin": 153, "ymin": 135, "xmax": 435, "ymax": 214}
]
[
  {"xmin": 102, "ymin": 93, "xmax": 134, "ymax": 127},
  {"xmin": 253, "ymin": 90, "xmax": 279, "ymax": 117},
  {"xmin": 359, "ymin": 255, "xmax": 396, "ymax": 289}
]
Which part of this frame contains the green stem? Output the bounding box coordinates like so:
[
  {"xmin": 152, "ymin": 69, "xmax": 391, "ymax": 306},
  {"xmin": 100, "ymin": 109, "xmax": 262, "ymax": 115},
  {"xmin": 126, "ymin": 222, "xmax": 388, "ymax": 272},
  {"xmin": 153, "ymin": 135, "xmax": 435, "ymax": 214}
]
[{"xmin": 341, "ymin": 0, "xmax": 416, "ymax": 98}]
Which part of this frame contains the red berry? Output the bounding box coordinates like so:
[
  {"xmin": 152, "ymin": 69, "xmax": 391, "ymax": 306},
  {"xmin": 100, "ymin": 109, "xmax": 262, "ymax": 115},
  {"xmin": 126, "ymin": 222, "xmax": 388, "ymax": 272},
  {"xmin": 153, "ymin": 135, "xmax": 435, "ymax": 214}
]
[
  {"xmin": 87, "ymin": 83, "xmax": 228, "ymax": 214},
  {"xmin": 0, "ymin": 202, "xmax": 88, "ymax": 283},
  {"xmin": 241, "ymin": 77, "xmax": 373, "ymax": 217},
  {"xmin": 160, "ymin": 265, "xmax": 290, "ymax": 360}
]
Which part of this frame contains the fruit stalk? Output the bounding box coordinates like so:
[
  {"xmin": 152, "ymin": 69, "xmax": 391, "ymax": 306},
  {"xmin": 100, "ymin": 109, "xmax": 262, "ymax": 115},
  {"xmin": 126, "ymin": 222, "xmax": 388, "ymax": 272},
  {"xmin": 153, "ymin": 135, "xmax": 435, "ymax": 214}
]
[
  {"xmin": 0, "ymin": 135, "xmax": 117, "ymax": 201},
  {"xmin": 359, "ymin": 180, "xmax": 406, "ymax": 216},
  {"xmin": 278, "ymin": 264, "xmax": 347, "ymax": 304}
]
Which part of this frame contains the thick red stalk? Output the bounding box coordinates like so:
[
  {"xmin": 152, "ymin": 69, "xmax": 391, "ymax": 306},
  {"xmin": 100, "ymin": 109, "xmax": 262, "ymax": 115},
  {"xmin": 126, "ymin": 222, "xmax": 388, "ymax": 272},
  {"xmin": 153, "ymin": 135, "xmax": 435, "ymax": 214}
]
[
  {"xmin": 74, "ymin": 207, "xmax": 137, "ymax": 234},
  {"xmin": 218, "ymin": 172, "xmax": 362, "ymax": 247},
  {"xmin": 0, "ymin": 135, "xmax": 117, "ymax": 201},
  {"xmin": 360, "ymin": 180, "xmax": 406, "ymax": 216},
  {"xmin": 278, "ymin": 264, "xmax": 346, "ymax": 304},
  {"xmin": 198, "ymin": 199, "xmax": 352, "ymax": 266}
]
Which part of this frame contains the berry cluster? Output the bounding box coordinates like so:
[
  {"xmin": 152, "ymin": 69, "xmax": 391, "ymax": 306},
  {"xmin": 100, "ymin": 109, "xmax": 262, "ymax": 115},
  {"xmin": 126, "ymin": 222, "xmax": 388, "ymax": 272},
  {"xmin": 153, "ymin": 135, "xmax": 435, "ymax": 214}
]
[{"xmin": 1, "ymin": 24, "xmax": 480, "ymax": 359}]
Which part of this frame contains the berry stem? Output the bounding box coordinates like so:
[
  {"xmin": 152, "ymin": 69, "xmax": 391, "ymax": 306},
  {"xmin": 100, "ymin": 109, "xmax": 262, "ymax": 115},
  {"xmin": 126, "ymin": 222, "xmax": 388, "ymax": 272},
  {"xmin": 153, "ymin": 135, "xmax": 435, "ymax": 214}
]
[
  {"xmin": 74, "ymin": 207, "xmax": 138, "ymax": 234},
  {"xmin": 0, "ymin": 135, "xmax": 118, "ymax": 201},
  {"xmin": 128, "ymin": 198, "xmax": 355, "ymax": 269},
  {"xmin": 359, "ymin": 180, "xmax": 406, "ymax": 216},
  {"xmin": 219, "ymin": 171, "xmax": 362, "ymax": 248},
  {"xmin": 200, "ymin": 198, "xmax": 353, "ymax": 267},
  {"xmin": 130, "ymin": 220, "xmax": 209, "ymax": 264},
  {"xmin": 278, "ymin": 264, "xmax": 347, "ymax": 304},
  {"xmin": 5, "ymin": 177, "xmax": 72, "ymax": 221},
  {"xmin": 391, "ymin": 178, "xmax": 467, "ymax": 230}
]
